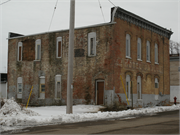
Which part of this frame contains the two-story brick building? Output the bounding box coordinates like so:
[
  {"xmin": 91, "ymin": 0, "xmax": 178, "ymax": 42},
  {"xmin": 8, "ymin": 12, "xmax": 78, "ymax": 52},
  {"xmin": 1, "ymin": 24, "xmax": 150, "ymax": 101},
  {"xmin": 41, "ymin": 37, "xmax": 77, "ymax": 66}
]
[{"xmin": 7, "ymin": 7, "xmax": 173, "ymax": 107}]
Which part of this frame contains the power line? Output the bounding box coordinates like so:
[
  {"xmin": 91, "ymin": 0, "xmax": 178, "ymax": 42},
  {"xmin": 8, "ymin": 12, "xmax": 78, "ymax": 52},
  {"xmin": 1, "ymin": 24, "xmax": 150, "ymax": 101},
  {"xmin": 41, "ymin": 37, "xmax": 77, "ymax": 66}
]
[
  {"xmin": 98, "ymin": 0, "xmax": 105, "ymax": 22},
  {"xmin": 48, "ymin": 0, "xmax": 58, "ymax": 32},
  {"xmin": 0, "ymin": 0, "xmax": 11, "ymax": 6},
  {"xmin": 108, "ymin": 0, "xmax": 116, "ymax": 7}
]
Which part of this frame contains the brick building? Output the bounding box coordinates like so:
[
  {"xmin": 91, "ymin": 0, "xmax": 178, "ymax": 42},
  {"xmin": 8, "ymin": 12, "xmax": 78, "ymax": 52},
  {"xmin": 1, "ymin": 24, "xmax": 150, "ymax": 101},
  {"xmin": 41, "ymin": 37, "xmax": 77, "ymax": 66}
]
[{"xmin": 8, "ymin": 7, "xmax": 173, "ymax": 107}]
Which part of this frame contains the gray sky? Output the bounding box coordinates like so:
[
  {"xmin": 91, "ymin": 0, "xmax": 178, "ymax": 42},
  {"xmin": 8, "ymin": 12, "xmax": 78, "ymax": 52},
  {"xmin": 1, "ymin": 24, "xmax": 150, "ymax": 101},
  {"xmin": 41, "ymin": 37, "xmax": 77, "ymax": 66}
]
[{"xmin": 0, "ymin": 0, "xmax": 179, "ymax": 73}]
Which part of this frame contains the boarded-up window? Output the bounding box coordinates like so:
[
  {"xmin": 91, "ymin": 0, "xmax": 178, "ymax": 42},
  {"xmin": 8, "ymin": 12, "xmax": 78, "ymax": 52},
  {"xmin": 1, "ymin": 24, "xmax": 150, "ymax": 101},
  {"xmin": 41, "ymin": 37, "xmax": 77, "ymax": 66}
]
[
  {"xmin": 58, "ymin": 41, "xmax": 61, "ymax": 57},
  {"xmin": 22, "ymin": 39, "xmax": 35, "ymax": 61},
  {"xmin": 18, "ymin": 42, "xmax": 22, "ymax": 61},
  {"xmin": 19, "ymin": 46, "xmax": 22, "ymax": 61}
]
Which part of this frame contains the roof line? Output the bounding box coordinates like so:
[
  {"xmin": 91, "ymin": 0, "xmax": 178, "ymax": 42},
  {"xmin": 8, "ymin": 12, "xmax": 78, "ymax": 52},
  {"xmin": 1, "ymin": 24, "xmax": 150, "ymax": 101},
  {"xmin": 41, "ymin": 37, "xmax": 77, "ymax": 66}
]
[{"xmin": 8, "ymin": 22, "xmax": 116, "ymax": 40}]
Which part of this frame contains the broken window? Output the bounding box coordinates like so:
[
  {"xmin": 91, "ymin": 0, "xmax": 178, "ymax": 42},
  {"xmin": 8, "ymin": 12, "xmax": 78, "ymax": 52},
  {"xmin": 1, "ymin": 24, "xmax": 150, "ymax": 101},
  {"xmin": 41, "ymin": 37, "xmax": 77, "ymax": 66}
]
[
  {"xmin": 35, "ymin": 39, "xmax": 41, "ymax": 60},
  {"xmin": 155, "ymin": 78, "xmax": 159, "ymax": 88},
  {"xmin": 146, "ymin": 41, "xmax": 150, "ymax": 62},
  {"xmin": 126, "ymin": 34, "xmax": 131, "ymax": 57},
  {"xmin": 39, "ymin": 76, "xmax": 45, "ymax": 99},
  {"xmin": 18, "ymin": 42, "xmax": 22, "ymax": 61},
  {"xmin": 137, "ymin": 38, "xmax": 141, "ymax": 60},
  {"xmin": 88, "ymin": 32, "xmax": 96, "ymax": 56},
  {"xmin": 55, "ymin": 75, "xmax": 61, "ymax": 99},
  {"xmin": 137, "ymin": 76, "xmax": 141, "ymax": 99},
  {"xmin": 126, "ymin": 75, "xmax": 131, "ymax": 99},
  {"xmin": 56, "ymin": 37, "xmax": 62, "ymax": 58}
]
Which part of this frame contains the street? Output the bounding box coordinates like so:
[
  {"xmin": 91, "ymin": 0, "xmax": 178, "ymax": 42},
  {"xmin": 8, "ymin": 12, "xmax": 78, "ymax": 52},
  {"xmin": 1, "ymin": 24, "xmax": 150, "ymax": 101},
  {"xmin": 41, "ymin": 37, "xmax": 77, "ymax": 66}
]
[{"xmin": 5, "ymin": 110, "xmax": 179, "ymax": 134}]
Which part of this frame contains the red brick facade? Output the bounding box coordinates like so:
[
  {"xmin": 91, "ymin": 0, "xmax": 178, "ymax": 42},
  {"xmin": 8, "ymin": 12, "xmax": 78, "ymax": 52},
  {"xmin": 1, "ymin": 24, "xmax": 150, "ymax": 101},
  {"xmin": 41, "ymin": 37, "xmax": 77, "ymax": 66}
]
[{"xmin": 8, "ymin": 7, "xmax": 172, "ymax": 106}]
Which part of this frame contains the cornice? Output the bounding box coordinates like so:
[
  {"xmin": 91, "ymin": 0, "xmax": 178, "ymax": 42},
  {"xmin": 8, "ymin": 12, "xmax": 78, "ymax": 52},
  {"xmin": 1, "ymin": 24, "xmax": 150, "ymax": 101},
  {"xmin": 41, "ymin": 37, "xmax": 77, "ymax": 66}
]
[{"xmin": 114, "ymin": 7, "xmax": 173, "ymax": 39}]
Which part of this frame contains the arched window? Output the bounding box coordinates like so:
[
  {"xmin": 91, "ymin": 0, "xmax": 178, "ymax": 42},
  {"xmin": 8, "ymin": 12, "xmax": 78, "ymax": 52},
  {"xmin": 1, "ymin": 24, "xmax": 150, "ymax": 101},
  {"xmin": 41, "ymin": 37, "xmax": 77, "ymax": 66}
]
[
  {"xmin": 155, "ymin": 78, "xmax": 159, "ymax": 88},
  {"xmin": 146, "ymin": 41, "xmax": 150, "ymax": 62},
  {"xmin": 35, "ymin": 39, "xmax": 41, "ymax": 60},
  {"xmin": 126, "ymin": 34, "xmax": 131, "ymax": 57},
  {"xmin": 155, "ymin": 43, "xmax": 158, "ymax": 63},
  {"xmin": 88, "ymin": 32, "xmax": 96, "ymax": 56},
  {"xmin": 137, "ymin": 38, "xmax": 141, "ymax": 60},
  {"xmin": 126, "ymin": 75, "xmax": 131, "ymax": 99},
  {"xmin": 17, "ymin": 42, "xmax": 22, "ymax": 61},
  {"xmin": 137, "ymin": 76, "xmax": 141, "ymax": 99},
  {"xmin": 55, "ymin": 75, "xmax": 61, "ymax": 99},
  {"xmin": 56, "ymin": 37, "xmax": 62, "ymax": 58}
]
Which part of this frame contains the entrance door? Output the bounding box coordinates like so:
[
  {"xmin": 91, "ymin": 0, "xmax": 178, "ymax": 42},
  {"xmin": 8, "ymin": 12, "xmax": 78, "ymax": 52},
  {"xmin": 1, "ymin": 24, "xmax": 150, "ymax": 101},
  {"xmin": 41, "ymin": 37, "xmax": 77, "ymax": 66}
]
[{"xmin": 96, "ymin": 81, "xmax": 104, "ymax": 105}]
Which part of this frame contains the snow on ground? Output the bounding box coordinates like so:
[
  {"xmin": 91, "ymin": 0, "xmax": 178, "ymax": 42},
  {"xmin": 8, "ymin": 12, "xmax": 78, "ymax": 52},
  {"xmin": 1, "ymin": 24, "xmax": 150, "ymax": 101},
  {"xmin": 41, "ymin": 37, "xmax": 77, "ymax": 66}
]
[{"xmin": 0, "ymin": 98, "xmax": 180, "ymax": 133}]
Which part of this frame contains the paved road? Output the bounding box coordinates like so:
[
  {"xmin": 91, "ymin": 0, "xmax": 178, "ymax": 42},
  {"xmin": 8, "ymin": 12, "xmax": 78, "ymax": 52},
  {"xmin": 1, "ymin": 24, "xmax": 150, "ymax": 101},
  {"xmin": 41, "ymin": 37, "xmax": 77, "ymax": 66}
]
[{"xmin": 5, "ymin": 110, "xmax": 180, "ymax": 134}]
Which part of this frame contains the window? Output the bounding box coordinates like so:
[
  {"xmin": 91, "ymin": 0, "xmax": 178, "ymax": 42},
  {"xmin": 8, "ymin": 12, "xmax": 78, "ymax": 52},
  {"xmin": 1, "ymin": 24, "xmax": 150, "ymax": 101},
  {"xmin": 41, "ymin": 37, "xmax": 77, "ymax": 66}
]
[
  {"xmin": 137, "ymin": 76, "xmax": 142, "ymax": 99},
  {"xmin": 126, "ymin": 75, "xmax": 131, "ymax": 99},
  {"xmin": 126, "ymin": 34, "xmax": 131, "ymax": 57},
  {"xmin": 155, "ymin": 78, "xmax": 159, "ymax": 88},
  {"xmin": 137, "ymin": 38, "xmax": 141, "ymax": 60},
  {"xmin": 17, "ymin": 77, "xmax": 23, "ymax": 94},
  {"xmin": 55, "ymin": 75, "xmax": 61, "ymax": 99},
  {"xmin": 39, "ymin": 76, "xmax": 45, "ymax": 99},
  {"xmin": 40, "ymin": 84, "xmax": 45, "ymax": 93},
  {"xmin": 17, "ymin": 42, "xmax": 22, "ymax": 61},
  {"xmin": 146, "ymin": 41, "xmax": 150, "ymax": 62},
  {"xmin": 88, "ymin": 32, "xmax": 96, "ymax": 56},
  {"xmin": 155, "ymin": 43, "xmax": 158, "ymax": 63},
  {"xmin": 56, "ymin": 37, "xmax": 62, "ymax": 58},
  {"xmin": 35, "ymin": 39, "xmax": 41, "ymax": 60}
]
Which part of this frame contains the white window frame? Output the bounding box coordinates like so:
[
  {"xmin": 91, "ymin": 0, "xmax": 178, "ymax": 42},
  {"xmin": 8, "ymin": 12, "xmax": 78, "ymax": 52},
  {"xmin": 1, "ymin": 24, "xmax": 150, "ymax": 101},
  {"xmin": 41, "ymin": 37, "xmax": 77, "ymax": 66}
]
[
  {"xmin": 35, "ymin": 39, "xmax": 41, "ymax": 60},
  {"xmin": 137, "ymin": 38, "xmax": 142, "ymax": 60},
  {"xmin": 155, "ymin": 43, "xmax": 158, "ymax": 64},
  {"xmin": 55, "ymin": 75, "xmax": 61, "ymax": 99},
  {"xmin": 146, "ymin": 41, "xmax": 151, "ymax": 62},
  {"xmin": 17, "ymin": 77, "xmax": 23, "ymax": 94},
  {"xmin": 88, "ymin": 32, "xmax": 96, "ymax": 56},
  {"xmin": 126, "ymin": 75, "xmax": 131, "ymax": 100},
  {"xmin": 137, "ymin": 76, "xmax": 142, "ymax": 99},
  {"xmin": 155, "ymin": 78, "xmax": 159, "ymax": 88},
  {"xmin": 17, "ymin": 42, "xmax": 22, "ymax": 61},
  {"xmin": 56, "ymin": 37, "xmax": 62, "ymax": 58},
  {"xmin": 126, "ymin": 34, "xmax": 131, "ymax": 58}
]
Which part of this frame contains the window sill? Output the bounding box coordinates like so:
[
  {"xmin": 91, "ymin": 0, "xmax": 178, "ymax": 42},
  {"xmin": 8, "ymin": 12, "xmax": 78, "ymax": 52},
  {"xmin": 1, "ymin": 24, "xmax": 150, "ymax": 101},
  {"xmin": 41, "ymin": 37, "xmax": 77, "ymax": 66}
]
[
  {"xmin": 88, "ymin": 55, "xmax": 96, "ymax": 57},
  {"xmin": 56, "ymin": 57, "xmax": 62, "ymax": 59},
  {"xmin": 137, "ymin": 59, "xmax": 142, "ymax": 62},
  {"xmin": 126, "ymin": 56, "xmax": 132, "ymax": 59},
  {"xmin": 34, "ymin": 60, "xmax": 41, "ymax": 62},
  {"xmin": 55, "ymin": 98, "xmax": 61, "ymax": 100},
  {"xmin": 146, "ymin": 61, "xmax": 151, "ymax": 63},
  {"xmin": 137, "ymin": 99, "xmax": 143, "ymax": 101},
  {"xmin": 155, "ymin": 62, "xmax": 159, "ymax": 65},
  {"xmin": 38, "ymin": 98, "xmax": 45, "ymax": 100}
]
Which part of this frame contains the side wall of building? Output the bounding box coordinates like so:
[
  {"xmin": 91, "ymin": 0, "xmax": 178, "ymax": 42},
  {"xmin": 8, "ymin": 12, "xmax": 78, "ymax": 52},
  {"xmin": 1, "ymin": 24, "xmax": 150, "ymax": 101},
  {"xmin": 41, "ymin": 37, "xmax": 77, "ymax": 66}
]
[{"xmin": 112, "ymin": 17, "xmax": 170, "ymax": 107}]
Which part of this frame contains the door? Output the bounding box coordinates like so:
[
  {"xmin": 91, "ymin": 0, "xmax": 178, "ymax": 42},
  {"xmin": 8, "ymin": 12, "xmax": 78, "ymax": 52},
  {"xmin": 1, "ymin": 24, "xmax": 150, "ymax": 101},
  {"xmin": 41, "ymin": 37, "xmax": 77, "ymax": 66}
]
[{"xmin": 96, "ymin": 81, "xmax": 104, "ymax": 105}]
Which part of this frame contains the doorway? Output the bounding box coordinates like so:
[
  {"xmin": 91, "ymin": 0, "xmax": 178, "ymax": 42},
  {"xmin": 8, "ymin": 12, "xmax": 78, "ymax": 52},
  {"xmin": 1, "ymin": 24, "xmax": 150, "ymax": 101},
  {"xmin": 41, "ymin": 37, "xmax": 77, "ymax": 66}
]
[{"xmin": 96, "ymin": 80, "xmax": 104, "ymax": 105}]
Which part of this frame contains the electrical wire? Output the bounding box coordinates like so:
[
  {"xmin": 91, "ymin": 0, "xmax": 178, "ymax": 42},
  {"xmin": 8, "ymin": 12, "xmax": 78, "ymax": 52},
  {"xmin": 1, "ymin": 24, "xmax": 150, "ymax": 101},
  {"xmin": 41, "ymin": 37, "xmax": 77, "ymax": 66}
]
[
  {"xmin": 108, "ymin": 0, "xmax": 116, "ymax": 7},
  {"xmin": 0, "ymin": 0, "xmax": 11, "ymax": 6},
  {"xmin": 98, "ymin": 0, "xmax": 106, "ymax": 22},
  {"xmin": 48, "ymin": 0, "xmax": 58, "ymax": 32}
]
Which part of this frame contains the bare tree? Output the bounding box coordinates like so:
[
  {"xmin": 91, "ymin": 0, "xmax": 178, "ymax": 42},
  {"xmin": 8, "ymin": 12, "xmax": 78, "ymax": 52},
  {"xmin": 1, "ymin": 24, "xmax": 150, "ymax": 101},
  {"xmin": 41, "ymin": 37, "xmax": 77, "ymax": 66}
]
[{"xmin": 169, "ymin": 40, "xmax": 180, "ymax": 54}]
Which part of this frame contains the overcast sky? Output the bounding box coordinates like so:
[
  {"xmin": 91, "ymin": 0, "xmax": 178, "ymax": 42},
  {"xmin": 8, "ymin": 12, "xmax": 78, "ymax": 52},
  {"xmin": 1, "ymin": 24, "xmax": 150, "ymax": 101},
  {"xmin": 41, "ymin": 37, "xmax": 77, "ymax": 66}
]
[{"xmin": 0, "ymin": 0, "xmax": 179, "ymax": 73}]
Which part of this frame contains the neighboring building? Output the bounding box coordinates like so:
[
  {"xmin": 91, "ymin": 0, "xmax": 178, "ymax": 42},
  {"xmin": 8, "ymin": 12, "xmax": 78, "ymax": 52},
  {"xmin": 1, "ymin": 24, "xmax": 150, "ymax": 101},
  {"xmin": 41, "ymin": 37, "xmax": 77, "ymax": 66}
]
[
  {"xmin": 7, "ymin": 7, "xmax": 173, "ymax": 107},
  {"xmin": 170, "ymin": 54, "xmax": 180, "ymax": 103},
  {"xmin": 0, "ymin": 73, "xmax": 7, "ymax": 99}
]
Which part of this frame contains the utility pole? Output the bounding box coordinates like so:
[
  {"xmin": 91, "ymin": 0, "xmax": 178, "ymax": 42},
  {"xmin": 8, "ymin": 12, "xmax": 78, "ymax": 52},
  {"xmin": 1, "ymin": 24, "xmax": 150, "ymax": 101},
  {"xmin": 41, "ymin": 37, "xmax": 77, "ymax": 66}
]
[{"xmin": 66, "ymin": 0, "xmax": 75, "ymax": 114}]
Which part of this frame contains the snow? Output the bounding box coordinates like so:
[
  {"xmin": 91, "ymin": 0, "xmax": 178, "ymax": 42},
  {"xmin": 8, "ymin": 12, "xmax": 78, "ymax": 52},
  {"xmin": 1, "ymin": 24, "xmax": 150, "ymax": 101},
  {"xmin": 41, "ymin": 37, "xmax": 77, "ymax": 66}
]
[{"xmin": 0, "ymin": 98, "xmax": 180, "ymax": 133}]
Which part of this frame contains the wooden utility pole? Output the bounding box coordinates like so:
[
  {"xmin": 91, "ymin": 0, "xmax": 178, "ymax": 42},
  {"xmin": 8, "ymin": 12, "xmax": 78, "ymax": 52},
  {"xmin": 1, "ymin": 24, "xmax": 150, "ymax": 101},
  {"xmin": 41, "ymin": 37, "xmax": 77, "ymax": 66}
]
[{"xmin": 66, "ymin": 0, "xmax": 75, "ymax": 114}]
